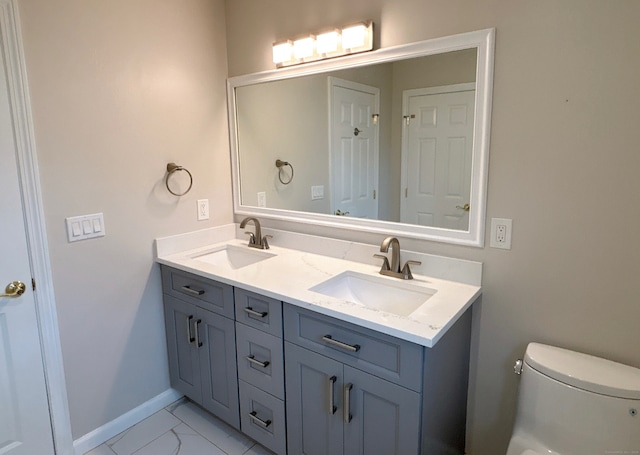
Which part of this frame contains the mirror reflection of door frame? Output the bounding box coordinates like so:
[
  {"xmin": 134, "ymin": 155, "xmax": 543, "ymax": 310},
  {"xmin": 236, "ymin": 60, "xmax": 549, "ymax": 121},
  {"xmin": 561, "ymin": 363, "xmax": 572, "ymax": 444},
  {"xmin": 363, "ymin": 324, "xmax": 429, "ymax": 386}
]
[
  {"xmin": 328, "ymin": 77, "xmax": 380, "ymax": 219},
  {"xmin": 400, "ymin": 83, "xmax": 475, "ymax": 229}
]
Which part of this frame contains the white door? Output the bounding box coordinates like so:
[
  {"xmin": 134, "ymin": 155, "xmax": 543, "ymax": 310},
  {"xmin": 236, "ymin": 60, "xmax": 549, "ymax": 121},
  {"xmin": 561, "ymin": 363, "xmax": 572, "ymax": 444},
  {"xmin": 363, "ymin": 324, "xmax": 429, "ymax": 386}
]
[
  {"xmin": 400, "ymin": 84, "xmax": 475, "ymax": 230},
  {"xmin": 0, "ymin": 14, "xmax": 56, "ymax": 454},
  {"xmin": 329, "ymin": 77, "xmax": 379, "ymax": 218}
]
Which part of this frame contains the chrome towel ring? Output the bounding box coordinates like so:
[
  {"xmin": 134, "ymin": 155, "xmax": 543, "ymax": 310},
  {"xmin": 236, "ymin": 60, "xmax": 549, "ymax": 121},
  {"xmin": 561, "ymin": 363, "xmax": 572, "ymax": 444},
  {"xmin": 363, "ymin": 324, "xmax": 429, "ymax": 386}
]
[
  {"xmin": 275, "ymin": 159, "xmax": 294, "ymax": 185},
  {"xmin": 165, "ymin": 162, "xmax": 193, "ymax": 196}
]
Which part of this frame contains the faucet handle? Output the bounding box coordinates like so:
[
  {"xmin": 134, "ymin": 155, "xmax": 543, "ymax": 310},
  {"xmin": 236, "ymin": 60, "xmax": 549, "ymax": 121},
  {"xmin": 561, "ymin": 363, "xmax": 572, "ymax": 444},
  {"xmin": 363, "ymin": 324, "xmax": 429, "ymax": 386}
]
[
  {"xmin": 401, "ymin": 260, "xmax": 422, "ymax": 280},
  {"xmin": 245, "ymin": 232, "xmax": 256, "ymax": 245},
  {"xmin": 373, "ymin": 254, "xmax": 391, "ymax": 271},
  {"xmin": 262, "ymin": 235, "xmax": 273, "ymax": 250}
]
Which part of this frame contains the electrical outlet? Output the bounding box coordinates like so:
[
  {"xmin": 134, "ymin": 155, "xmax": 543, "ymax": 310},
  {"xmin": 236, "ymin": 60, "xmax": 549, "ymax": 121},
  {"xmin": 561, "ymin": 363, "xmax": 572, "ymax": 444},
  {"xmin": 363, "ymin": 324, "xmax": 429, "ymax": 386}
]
[
  {"xmin": 490, "ymin": 218, "xmax": 512, "ymax": 249},
  {"xmin": 197, "ymin": 199, "xmax": 209, "ymax": 221},
  {"xmin": 257, "ymin": 192, "xmax": 266, "ymax": 207}
]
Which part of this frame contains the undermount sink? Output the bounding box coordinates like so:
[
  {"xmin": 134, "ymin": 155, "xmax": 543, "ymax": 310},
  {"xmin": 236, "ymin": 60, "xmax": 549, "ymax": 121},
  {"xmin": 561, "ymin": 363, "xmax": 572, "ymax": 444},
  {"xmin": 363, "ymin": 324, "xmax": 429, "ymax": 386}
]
[
  {"xmin": 309, "ymin": 271, "xmax": 436, "ymax": 317},
  {"xmin": 191, "ymin": 244, "xmax": 275, "ymax": 270}
]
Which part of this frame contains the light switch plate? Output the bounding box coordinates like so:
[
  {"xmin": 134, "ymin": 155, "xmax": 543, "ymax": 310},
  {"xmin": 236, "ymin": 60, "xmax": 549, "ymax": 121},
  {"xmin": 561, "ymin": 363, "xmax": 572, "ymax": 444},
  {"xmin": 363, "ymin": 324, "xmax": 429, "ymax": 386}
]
[
  {"xmin": 311, "ymin": 185, "xmax": 324, "ymax": 200},
  {"xmin": 66, "ymin": 213, "xmax": 105, "ymax": 242}
]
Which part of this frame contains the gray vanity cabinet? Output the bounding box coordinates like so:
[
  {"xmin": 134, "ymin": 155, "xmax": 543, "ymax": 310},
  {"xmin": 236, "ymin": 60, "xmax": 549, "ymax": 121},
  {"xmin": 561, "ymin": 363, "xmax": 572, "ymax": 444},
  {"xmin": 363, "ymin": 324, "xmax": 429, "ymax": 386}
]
[
  {"xmin": 161, "ymin": 266, "xmax": 240, "ymax": 430},
  {"xmin": 284, "ymin": 305, "xmax": 422, "ymax": 455},
  {"xmin": 161, "ymin": 265, "xmax": 472, "ymax": 455}
]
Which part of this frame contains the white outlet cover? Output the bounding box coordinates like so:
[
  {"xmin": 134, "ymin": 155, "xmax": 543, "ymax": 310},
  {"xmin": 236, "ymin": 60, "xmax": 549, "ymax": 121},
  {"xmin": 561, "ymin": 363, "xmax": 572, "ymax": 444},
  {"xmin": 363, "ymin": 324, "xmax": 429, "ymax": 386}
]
[
  {"xmin": 490, "ymin": 217, "xmax": 512, "ymax": 250},
  {"xmin": 197, "ymin": 199, "xmax": 210, "ymax": 221},
  {"xmin": 257, "ymin": 192, "xmax": 266, "ymax": 207}
]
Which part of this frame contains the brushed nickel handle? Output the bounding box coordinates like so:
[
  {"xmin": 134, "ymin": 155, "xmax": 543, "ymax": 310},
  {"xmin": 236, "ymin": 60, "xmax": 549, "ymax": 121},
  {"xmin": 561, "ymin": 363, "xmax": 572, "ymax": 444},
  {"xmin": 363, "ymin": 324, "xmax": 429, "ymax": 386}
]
[
  {"xmin": 186, "ymin": 315, "xmax": 195, "ymax": 344},
  {"xmin": 328, "ymin": 375, "xmax": 337, "ymax": 414},
  {"xmin": 244, "ymin": 307, "xmax": 268, "ymax": 318},
  {"xmin": 181, "ymin": 285, "xmax": 204, "ymax": 296},
  {"xmin": 344, "ymin": 383, "xmax": 353, "ymax": 423},
  {"xmin": 249, "ymin": 411, "xmax": 271, "ymax": 428},
  {"xmin": 1, "ymin": 281, "xmax": 26, "ymax": 298},
  {"xmin": 194, "ymin": 319, "xmax": 203, "ymax": 347},
  {"xmin": 322, "ymin": 335, "xmax": 360, "ymax": 352},
  {"xmin": 246, "ymin": 355, "xmax": 270, "ymax": 368}
]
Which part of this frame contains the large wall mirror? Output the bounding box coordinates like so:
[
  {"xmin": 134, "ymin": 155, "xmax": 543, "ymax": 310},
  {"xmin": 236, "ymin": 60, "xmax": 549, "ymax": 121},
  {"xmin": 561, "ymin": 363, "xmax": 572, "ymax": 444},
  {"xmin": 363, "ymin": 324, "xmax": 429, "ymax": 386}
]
[{"xmin": 228, "ymin": 28, "xmax": 494, "ymax": 247}]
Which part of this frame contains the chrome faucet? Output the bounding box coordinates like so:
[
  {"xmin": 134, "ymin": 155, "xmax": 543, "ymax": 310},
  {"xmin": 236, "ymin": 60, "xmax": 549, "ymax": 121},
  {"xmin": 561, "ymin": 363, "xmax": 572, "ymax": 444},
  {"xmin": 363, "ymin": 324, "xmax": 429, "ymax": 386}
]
[
  {"xmin": 239, "ymin": 217, "xmax": 271, "ymax": 249},
  {"xmin": 374, "ymin": 236, "xmax": 421, "ymax": 280}
]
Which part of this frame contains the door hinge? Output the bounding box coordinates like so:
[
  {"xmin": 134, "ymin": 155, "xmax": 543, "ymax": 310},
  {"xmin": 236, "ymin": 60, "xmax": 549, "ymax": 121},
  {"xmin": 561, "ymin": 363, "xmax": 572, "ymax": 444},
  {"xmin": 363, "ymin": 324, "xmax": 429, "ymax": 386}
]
[
  {"xmin": 373, "ymin": 189, "xmax": 376, "ymax": 200},
  {"xmin": 403, "ymin": 114, "xmax": 415, "ymax": 126},
  {"xmin": 32, "ymin": 278, "xmax": 36, "ymax": 291},
  {"xmin": 405, "ymin": 188, "xmax": 408, "ymax": 198}
]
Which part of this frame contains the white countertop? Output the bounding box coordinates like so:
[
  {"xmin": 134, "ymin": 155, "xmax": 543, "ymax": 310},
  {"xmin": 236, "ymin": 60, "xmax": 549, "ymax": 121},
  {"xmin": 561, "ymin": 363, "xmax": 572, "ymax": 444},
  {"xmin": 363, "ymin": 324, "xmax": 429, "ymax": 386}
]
[{"xmin": 155, "ymin": 224, "xmax": 482, "ymax": 347}]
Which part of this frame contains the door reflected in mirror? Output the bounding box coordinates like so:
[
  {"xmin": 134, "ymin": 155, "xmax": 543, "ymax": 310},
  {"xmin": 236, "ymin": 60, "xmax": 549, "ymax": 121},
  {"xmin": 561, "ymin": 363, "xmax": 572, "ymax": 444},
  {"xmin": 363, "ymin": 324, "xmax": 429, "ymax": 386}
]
[{"xmin": 229, "ymin": 29, "xmax": 494, "ymax": 247}]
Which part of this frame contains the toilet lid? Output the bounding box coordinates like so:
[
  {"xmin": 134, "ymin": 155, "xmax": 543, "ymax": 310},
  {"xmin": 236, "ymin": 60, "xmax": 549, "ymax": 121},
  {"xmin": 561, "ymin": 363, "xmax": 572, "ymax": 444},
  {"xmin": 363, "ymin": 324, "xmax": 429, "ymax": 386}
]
[{"xmin": 525, "ymin": 343, "xmax": 640, "ymax": 399}]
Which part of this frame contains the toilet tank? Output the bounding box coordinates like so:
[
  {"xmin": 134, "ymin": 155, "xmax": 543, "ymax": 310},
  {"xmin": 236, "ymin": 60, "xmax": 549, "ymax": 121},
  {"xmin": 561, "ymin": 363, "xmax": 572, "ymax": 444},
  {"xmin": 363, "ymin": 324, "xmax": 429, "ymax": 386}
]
[{"xmin": 507, "ymin": 343, "xmax": 640, "ymax": 455}]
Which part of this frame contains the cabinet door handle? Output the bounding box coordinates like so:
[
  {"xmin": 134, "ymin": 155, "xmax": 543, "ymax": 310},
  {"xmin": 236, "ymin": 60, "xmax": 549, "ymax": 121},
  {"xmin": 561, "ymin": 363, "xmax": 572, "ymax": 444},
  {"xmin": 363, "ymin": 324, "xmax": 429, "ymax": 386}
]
[
  {"xmin": 246, "ymin": 355, "xmax": 270, "ymax": 368},
  {"xmin": 186, "ymin": 315, "xmax": 195, "ymax": 344},
  {"xmin": 249, "ymin": 411, "xmax": 272, "ymax": 428},
  {"xmin": 322, "ymin": 335, "xmax": 360, "ymax": 352},
  {"xmin": 181, "ymin": 285, "xmax": 205, "ymax": 296},
  {"xmin": 328, "ymin": 375, "xmax": 337, "ymax": 414},
  {"xmin": 344, "ymin": 383, "xmax": 353, "ymax": 423},
  {"xmin": 194, "ymin": 319, "xmax": 203, "ymax": 347},
  {"xmin": 244, "ymin": 306, "xmax": 268, "ymax": 318}
]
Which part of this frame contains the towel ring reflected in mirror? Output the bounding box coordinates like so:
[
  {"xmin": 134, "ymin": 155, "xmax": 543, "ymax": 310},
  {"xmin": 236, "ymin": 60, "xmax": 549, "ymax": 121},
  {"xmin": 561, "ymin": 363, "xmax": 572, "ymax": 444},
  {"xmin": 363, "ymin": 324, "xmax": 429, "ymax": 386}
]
[
  {"xmin": 275, "ymin": 159, "xmax": 294, "ymax": 185},
  {"xmin": 165, "ymin": 162, "xmax": 193, "ymax": 196}
]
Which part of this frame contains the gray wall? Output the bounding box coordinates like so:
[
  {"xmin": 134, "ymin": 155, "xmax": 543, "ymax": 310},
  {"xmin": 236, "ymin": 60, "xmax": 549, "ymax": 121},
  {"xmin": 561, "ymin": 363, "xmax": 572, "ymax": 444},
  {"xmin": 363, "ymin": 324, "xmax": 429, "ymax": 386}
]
[
  {"xmin": 225, "ymin": 0, "xmax": 640, "ymax": 453},
  {"xmin": 18, "ymin": 0, "xmax": 232, "ymax": 439}
]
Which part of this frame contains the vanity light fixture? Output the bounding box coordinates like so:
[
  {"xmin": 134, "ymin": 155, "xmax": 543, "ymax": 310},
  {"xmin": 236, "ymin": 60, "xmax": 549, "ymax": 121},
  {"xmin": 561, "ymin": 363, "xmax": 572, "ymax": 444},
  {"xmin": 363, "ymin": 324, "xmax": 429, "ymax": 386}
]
[
  {"xmin": 293, "ymin": 36, "xmax": 316, "ymax": 59},
  {"xmin": 272, "ymin": 21, "xmax": 373, "ymax": 68}
]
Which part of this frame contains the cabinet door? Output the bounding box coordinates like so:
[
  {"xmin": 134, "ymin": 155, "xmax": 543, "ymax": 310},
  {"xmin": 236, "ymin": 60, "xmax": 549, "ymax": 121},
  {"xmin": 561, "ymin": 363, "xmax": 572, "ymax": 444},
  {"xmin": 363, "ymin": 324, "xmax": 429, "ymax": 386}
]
[
  {"xmin": 343, "ymin": 366, "xmax": 421, "ymax": 455},
  {"xmin": 285, "ymin": 342, "xmax": 343, "ymax": 455},
  {"xmin": 197, "ymin": 307, "xmax": 240, "ymax": 430},
  {"xmin": 164, "ymin": 295, "xmax": 201, "ymax": 402}
]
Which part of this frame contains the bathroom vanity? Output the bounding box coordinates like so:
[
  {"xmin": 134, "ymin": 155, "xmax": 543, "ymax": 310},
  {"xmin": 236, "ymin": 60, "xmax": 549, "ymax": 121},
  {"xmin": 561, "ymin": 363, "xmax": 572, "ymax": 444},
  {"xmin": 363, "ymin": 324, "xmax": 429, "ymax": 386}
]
[{"xmin": 156, "ymin": 225, "xmax": 481, "ymax": 455}]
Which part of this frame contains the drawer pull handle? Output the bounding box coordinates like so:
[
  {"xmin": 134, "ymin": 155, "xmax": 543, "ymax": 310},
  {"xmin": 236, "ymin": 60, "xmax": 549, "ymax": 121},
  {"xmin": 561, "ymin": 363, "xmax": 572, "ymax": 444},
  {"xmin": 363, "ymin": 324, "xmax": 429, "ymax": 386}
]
[
  {"xmin": 344, "ymin": 383, "xmax": 353, "ymax": 423},
  {"xmin": 322, "ymin": 335, "xmax": 360, "ymax": 352},
  {"xmin": 249, "ymin": 411, "xmax": 272, "ymax": 428},
  {"xmin": 244, "ymin": 307, "xmax": 268, "ymax": 318},
  {"xmin": 246, "ymin": 355, "xmax": 270, "ymax": 368},
  {"xmin": 328, "ymin": 375, "xmax": 337, "ymax": 414},
  {"xmin": 186, "ymin": 315, "xmax": 195, "ymax": 344},
  {"xmin": 181, "ymin": 285, "xmax": 205, "ymax": 296},
  {"xmin": 194, "ymin": 319, "xmax": 203, "ymax": 347}
]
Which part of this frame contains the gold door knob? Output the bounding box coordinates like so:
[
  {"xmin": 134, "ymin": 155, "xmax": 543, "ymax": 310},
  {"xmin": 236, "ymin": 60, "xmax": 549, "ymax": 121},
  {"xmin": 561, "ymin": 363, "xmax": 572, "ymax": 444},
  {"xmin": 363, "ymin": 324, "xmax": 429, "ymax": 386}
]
[
  {"xmin": 456, "ymin": 203, "xmax": 470, "ymax": 212},
  {"xmin": 1, "ymin": 281, "xmax": 26, "ymax": 298}
]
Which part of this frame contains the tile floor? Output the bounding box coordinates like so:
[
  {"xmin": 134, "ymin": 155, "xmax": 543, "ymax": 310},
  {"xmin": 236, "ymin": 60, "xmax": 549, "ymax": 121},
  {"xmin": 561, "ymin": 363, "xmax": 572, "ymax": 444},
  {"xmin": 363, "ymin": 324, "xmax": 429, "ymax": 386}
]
[{"xmin": 84, "ymin": 398, "xmax": 274, "ymax": 455}]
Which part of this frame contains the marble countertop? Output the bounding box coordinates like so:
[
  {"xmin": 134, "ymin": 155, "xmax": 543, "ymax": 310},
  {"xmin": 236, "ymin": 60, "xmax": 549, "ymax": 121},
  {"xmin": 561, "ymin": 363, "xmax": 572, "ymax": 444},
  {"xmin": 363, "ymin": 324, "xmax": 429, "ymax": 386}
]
[{"xmin": 155, "ymin": 224, "xmax": 482, "ymax": 347}]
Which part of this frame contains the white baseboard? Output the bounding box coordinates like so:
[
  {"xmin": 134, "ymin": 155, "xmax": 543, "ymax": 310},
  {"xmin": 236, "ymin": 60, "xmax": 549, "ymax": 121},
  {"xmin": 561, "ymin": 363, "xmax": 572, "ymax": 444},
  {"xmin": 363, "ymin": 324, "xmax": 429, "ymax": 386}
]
[{"xmin": 73, "ymin": 388, "xmax": 183, "ymax": 455}]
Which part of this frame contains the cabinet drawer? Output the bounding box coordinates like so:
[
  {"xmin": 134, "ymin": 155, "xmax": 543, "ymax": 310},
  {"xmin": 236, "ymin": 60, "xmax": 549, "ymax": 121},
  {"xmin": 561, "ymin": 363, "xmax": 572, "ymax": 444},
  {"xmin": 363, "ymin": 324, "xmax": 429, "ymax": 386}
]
[
  {"xmin": 234, "ymin": 288, "xmax": 282, "ymax": 336},
  {"xmin": 161, "ymin": 266, "xmax": 234, "ymax": 318},
  {"xmin": 284, "ymin": 304, "xmax": 423, "ymax": 392},
  {"xmin": 236, "ymin": 323, "xmax": 284, "ymax": 400},
  {"xmin": 239, "ymin": 380, "xmax": 286, "ymax": 455}
]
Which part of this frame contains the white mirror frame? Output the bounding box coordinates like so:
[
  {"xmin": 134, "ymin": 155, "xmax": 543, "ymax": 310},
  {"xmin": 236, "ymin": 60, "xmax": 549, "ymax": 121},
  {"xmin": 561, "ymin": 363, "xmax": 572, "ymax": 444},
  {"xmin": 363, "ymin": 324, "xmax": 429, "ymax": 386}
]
[{"xmin": 228, "ymin": 28, "xmax": 494, "ymax": 247}]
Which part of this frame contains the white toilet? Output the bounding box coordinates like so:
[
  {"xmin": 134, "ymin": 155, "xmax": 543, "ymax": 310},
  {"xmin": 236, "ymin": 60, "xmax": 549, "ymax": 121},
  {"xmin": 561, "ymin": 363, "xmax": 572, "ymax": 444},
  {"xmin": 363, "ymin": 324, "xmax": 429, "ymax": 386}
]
[{"xmin": 506, "ymin": 342, "xmax": 640, "ymax": 455}]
